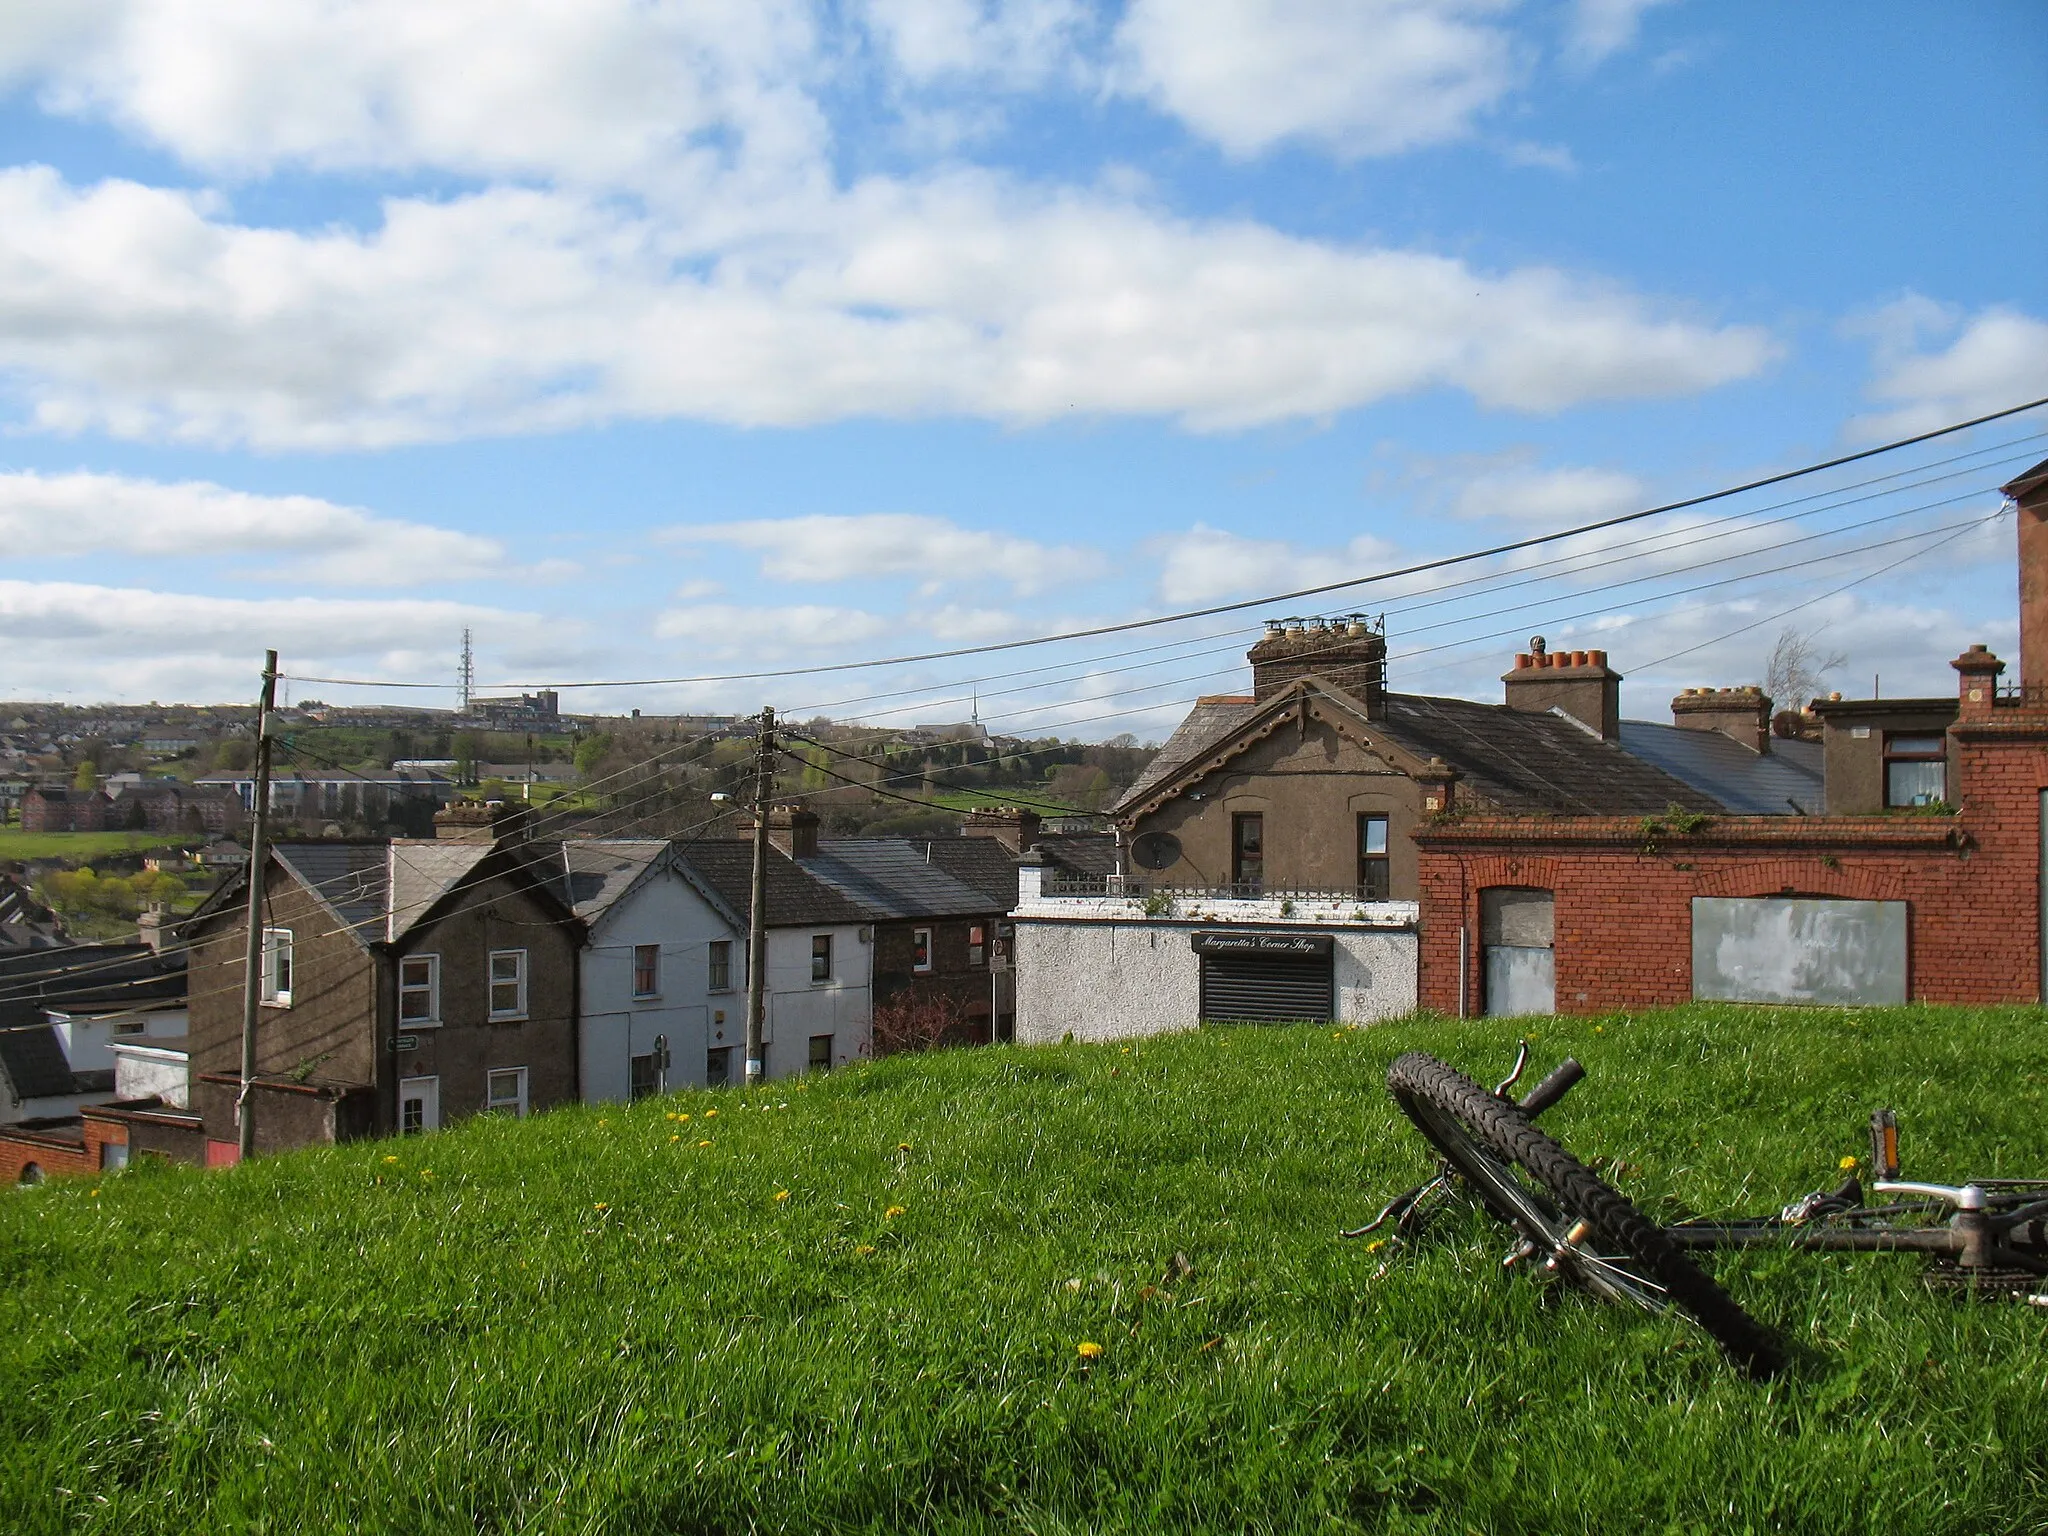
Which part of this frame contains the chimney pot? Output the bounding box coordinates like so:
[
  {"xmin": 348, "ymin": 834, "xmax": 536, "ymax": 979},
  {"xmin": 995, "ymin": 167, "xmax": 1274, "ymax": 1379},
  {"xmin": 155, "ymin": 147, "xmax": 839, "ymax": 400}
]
[{"xmin": 1502, "ymin": 643, "xmax": 1623, "ymax": 738}]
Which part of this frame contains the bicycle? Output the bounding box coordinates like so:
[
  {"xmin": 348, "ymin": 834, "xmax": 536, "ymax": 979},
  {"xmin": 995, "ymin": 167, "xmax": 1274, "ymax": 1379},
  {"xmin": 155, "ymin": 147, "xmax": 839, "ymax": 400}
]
[{"xmin": 1348, "ymin": 1044, "xmax": 2048, "ymax": 1379}]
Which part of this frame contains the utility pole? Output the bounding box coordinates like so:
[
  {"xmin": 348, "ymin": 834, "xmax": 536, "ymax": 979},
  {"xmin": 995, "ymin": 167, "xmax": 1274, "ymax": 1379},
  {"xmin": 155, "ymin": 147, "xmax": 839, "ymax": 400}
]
[
  {"xmin": 745, "ymin": 704, "xmax": 775, "ymax": 1088},
  {"xmin": 236, "ymin": 650, "xmax": 278, "ymax": 1162}
]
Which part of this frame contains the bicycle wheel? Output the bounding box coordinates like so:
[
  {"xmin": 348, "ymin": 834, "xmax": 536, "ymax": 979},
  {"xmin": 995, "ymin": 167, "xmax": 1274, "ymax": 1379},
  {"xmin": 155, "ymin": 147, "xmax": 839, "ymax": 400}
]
[{"xmin": 1386, "ymin": 1051, "xmax": 1784, "ymax": 1379}]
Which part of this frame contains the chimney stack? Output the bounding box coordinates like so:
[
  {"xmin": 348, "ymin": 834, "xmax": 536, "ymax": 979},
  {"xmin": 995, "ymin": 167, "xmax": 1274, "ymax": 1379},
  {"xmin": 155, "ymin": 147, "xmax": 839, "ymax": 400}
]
[
  {"xmin": 1670, "ymin": 686, "xmax": 1772, "ymax": 754},
  {"xmin": 1501, "ymin": 636, "xmax": 1623, "ymax": 739},
  {"xmin": 743, "ymin": 805, "xmax": 820, "ymax": 859},
  {"xmin": 433, "ymin": 799, "xmax": 529, "ymax": 843},
  {"xmin": 1248, "ymin": 616, "xmax": 1387, "ymax": 717},
  {"xmin": 1952, "ymin": 643, "xmax": 2005, "ymax": 722},
  {"xmin": 962, "ymin": 806, "xmax": 1040, "ymax": 853}
]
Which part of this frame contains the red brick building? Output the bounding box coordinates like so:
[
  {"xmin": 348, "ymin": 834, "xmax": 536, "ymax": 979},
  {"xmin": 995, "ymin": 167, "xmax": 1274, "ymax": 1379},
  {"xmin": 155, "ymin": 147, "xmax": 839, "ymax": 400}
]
[
  {"xmin": 21, "ymin": 786, "xmax": 108, "ymax": 833},
  {"xmin": 1414, "ymin": 454, "xmax": 2048, "ymax": 1015}
]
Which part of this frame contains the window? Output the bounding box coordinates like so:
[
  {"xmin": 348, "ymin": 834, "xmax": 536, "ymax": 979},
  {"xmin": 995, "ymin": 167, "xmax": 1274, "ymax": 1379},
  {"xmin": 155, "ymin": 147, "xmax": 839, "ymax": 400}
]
[
  {"xmin": 1231, "ymin": 812, "xmax": 1264, "ymax": 896},
  {"xmin": 911, "ymin": 927, "xmax": 933, "ymax": 972},
  {"xmin": 486, "ymin": 1067, "xmax": 528, "ymax": 1117},
  {"xmin": 399, "ymin": 954, "xmax": 440, "ymax": 1025},
  {"xmin": 633, "ymin": 943, "xmax": 660, "ymax": 999},
  {"xmin": 1357, "ymin": 814, "xmax": 1391, "ymax": 900},
  {"xmin": 705, "ymin": 1046, "xmax": 732, "ymax": 1087},
  {"xmin": 968, "ymin": 924, "xmax": 986, "ymax": 969},
  {"xmin": 260, "ymin": 927, "xmax": 294, "ymax": 1006},
  {"xmin": 811, "ymin": 934, "xmax": 832, "ymax": 983},
  {"xmin": 1884, "ymin": 733, "xmax": 1947, "ymax": 808},
  {"xmin": 99, "ymin": 1141, "xmax": 128, "ymax": 1171},
  {"xmin": 707, "ymin": 940, "xmax": 733, "ymax": 993},
  {"xmin": 113, "ymin": 1017, "xmax": 146, "ymax": 1037},
  {"xmin": 808, "ymin": 1034, "xmax": 834, "ymax": 1071},
  {"xmin": 488, "ymin": 950, "xmax": 527, "ymax": 1020},
  {"xmin": 629, "ymin": 1053, "xmax": 659, "ymax": 1100}
]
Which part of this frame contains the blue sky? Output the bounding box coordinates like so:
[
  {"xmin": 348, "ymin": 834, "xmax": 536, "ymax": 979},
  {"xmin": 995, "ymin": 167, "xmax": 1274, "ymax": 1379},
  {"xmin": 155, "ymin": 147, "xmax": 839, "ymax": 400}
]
[{"xmin": 0, "ymin": 0, "xmax": 2043, "ymax": 736}]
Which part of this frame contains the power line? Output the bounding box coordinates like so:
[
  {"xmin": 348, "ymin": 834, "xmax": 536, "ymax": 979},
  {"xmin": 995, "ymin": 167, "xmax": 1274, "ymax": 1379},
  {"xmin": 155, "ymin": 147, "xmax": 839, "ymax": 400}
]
[{"xmin": 282, "ymin": 395, "xmax": 2048, "ymax": 694}]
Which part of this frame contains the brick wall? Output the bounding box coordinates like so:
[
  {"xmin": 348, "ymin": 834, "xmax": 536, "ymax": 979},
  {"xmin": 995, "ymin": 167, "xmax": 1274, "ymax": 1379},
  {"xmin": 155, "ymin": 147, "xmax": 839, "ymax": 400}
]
[
  {"xmin": 0, "ymin": 1113, "xmax": 128, "ymax": 1184},
  {"xmin": 1414, "ymin": 763, "xmax": 2045, "ymax": 1014}
]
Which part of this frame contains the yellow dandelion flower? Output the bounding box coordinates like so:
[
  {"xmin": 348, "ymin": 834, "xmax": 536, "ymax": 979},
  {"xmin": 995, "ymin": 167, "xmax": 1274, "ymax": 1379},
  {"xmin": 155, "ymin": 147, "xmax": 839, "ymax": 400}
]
[
  {"xmin": 854, "ymin": 1244, "xmax": 876, "ymax": 1256},
  {"xmin": 88, "ymin": 1188, "xmax": 99, "ymax": 1198},
  {"xmin": 1076, "ymin": 1341, "xmax": 1104, "ymax": 1360},
  {"xmin": 1365, "ymin": 1239, "xmax": 1386, "ymax": 1253},
  {"xmin": 382, "ymin": 1155, "xmax": 400, "ymax": 1164},
  {"xmin": 669, "ymin": 1134, "xmax": 680, "ymax": 1143},
  {"xmin": 1119, "ymin": 1047, "xmax": 1131, "ymax": 1055},
  {"xmin": 885, "ymin": 1205, "xmax": 906, "ymax": 1220},
  {"xmin": 677, "ymin": 1113, "xmax": 690, "ymax": 1122},
  {"xmin": 1840, "ymin": 1155, "xmax": 1859, "ymax": 1170},
  {"xmin": 698, "ymin": 1139, "xmax": 713, "ymax": 1147},
  {"xmin": 896, "ymin": 1142, "xmax": 912, "ymax": 1152},
  {"xmin": 594, "ymin": 1202, "xmax": 610, "ymax": 1213},
  {"xmin": 704, "ymin": 1109, "xmax": 718, "ymax": 1118},
  {"xmin": 774, "ymin": 1189, "xmax": 790, "ymax": 1202},
  {"xmin": 1594, "ymin": 1025, "xmax": 1605, "ymax": 1034}
]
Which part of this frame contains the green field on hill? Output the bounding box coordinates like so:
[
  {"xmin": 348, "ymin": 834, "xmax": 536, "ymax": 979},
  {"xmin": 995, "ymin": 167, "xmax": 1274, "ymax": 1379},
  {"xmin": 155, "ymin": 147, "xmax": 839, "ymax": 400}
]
[
  {"xmin": 0, "ymin": 827, "xmax": 198, "ymax": 862},
  {"xmin": 3, "ymin": 1005, "xmax": 2045, "ymax": 1533}
]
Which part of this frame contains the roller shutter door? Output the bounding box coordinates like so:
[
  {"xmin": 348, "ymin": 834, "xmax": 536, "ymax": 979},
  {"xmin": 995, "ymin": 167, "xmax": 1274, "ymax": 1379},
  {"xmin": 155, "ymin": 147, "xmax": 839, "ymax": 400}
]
[{"xmin": 1198, "ymin": 951, "xmax": 1334, "ymax": 1022}]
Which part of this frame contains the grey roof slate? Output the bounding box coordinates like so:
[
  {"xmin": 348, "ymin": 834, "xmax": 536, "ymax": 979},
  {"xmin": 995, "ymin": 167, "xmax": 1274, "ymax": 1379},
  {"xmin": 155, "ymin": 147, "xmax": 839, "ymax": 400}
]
[
  {"xmin": 1035, "ymin": 832, "xmax": 1119, "ymax": 878},
  {"xmin": 559, "ymin": 840, "xmax": 669, "ymax": 921},
  {"xmin": 797, "ymin": 840, "xmax": 1003, "ymax": 921},
  {"xmin": 675, "ymin": 841, "xmax": 873, "ymax": 928},
  {"xmin": 386, "ymin": 843, "xmax": 491, "ymax": 941},
  {"xmin": 1116, "ymin": 696, "xmax": 1256, "ymax": 812},
  {"xmin": 269, "ymin": 842, "xmax": 391, "ymax": 945},
  {"xmin": 909, "ymin": 837, "xmax": 1022, "ymax": 909},
  {"xmin": 0, "ymin": 1024, "xmax": 79, "ymax": 1101},
  {"xmin": 1616, "ymin": 722, "xmax": 1826, "ymax": 816}
]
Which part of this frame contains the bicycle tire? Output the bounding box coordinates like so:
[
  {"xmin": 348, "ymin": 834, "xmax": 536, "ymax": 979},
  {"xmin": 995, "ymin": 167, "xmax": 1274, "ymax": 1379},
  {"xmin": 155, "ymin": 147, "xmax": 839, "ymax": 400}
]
[{"xmin": 1386, "ymin": 1050, "xmax": 1785, "ymax": 1379}]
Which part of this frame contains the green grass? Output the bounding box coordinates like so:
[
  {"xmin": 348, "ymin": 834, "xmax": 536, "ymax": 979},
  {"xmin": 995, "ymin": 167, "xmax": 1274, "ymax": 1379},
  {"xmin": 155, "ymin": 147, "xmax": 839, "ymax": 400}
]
[
  {"xmin": 0, "ymin": 827, "xmax": 199, "ymax": 861},
  {"xmin": 3, "ymin": 1005, "xmax": 2046, "ymax": 1533}
]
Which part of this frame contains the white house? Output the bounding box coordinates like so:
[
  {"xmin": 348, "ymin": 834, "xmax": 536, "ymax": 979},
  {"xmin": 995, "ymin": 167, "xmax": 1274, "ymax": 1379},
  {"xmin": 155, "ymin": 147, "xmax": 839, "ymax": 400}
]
[{"xmin": 568, "ymin": 838, "xmax": 875, "ymax": 1095}]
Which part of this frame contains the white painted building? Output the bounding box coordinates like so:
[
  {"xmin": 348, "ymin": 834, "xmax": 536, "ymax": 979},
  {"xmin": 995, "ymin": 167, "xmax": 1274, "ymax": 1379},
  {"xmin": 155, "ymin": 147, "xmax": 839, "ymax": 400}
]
[
  {"xmin": 567, "ymin": 839, "xmax": 875, "ymax": 1095},
  {"xmin": 1011, "ymin": 859, "xmax": 1418, "ymax": 1044}
]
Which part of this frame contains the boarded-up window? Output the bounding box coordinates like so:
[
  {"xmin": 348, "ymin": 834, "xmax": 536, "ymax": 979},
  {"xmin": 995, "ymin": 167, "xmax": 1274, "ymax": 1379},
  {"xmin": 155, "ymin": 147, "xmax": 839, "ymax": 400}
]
[
  {"xmin": 1691, "ymin": 897, "xmax": 1907, "ymax": 1006},
  {"xmin": 1482, "ymin": 888, "xmax": 1554, "ymax": 1017}
]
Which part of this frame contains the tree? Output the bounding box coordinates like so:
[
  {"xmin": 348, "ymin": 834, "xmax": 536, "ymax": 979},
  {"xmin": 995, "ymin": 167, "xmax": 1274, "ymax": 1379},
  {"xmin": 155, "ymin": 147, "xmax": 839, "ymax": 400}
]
[
  {"xmin": 71, "ymin": 760, "xmax": 98, "ymax": 790},
  {"xmin": 573, "ymin": 733, "xmax": 613, "ymax": 779},
  {"xmin": 1764, "ymin": 626, "xmax": 1848, "ymax": 710}
]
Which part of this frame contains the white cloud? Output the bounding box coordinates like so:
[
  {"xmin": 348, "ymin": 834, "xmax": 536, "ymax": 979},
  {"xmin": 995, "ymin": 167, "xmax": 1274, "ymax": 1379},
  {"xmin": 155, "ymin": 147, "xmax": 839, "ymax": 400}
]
[
  {"xmin": 671, "ymin": 512, "xmax": 1102, "ymax": 595},
  {"xmin": 1502, "ymin": 140, "xmax": 1577, "ymax": 174},
  {"xmin": 0, "ymin": 578, "xmax": 532, "ymax": 701},
  {"xmin": 0, "ymin": 468, "xmax": 564, "ymax": 585},
  {"xmin": 10, "ymin": 0, "xmax": 825, "ymax": 185},
  {"xmin": 1562, "ymin": 0, "xmax": 1674, "ymax": 69},
  {"xmin": 652, "ymin": 602, "xmax": 895, "ymax": 656},
  {"xmin": 1446, "ymin": 460, "xmax": 1646, "ymax": 523},
  {"xmin": 1152, "ymin": 524, "xmax": 1398, "ymax": 604},
  {"xmin": 0, "ymin": 166, "xmax": 1778, "ymax": 447},
  {"xmin": 1113, "ymin": 0, "xmax": 1519, "ymax": 159},
  {"xmin": 1851, "ymin": 300, "xmax": 2048, "ymax": 441},
  {"xmin": 860, "ymin": 0, "xmax": 1089, "ymax": 86}
]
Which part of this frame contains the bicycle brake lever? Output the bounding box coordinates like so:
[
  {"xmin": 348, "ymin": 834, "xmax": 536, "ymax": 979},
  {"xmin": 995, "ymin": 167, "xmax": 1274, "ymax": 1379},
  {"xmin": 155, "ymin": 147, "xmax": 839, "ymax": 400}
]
[{"xmin": 1493, "ymin": 1039, "xmax": 1532, "ymax": 1098}]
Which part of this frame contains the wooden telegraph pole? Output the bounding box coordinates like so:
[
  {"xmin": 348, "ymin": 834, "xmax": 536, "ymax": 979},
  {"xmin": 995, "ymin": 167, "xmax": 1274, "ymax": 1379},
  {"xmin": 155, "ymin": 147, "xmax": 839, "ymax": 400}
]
[
  {"xmin": 236, "ymin": 650, "xmax": 279, "ymax": 1162},
  {"xmin": 744, "ymin": 705, "xmax": 775, "ymax": 1087}
]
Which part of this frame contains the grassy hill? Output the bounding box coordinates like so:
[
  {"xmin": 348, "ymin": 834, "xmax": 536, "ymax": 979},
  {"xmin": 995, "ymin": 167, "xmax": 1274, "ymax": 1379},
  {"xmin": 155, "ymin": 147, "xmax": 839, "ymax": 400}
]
[{"xmin": 3, "ymin": 1005, "xmax": 2045, "ymax": 1534}]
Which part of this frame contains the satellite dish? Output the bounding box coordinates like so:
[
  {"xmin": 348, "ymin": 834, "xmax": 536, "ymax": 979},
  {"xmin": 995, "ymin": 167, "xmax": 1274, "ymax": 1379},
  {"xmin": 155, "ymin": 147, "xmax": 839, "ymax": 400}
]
[{"xmin": 1130, "ymin": 831, "xmax": 1182, "ymax": 871}]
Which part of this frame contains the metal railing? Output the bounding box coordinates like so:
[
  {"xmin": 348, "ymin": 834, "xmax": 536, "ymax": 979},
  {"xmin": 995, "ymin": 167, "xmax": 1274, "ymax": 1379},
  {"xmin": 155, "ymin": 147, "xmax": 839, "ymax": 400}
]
[{"xmin": 1038, "ymin": 875, "xmax": 1392, "ymax": 903}]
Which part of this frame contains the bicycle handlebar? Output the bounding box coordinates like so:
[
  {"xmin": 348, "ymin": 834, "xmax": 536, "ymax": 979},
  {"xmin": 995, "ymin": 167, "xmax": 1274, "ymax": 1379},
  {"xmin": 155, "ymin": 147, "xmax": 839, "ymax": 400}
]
[
  {"xmin": 1518, "ymin": 1059, "xmax": 1586, "ymax": 1118},
  {"xmin": 1874, "ymin": 1179, "xmax": 1986, "ymax": 1210}
]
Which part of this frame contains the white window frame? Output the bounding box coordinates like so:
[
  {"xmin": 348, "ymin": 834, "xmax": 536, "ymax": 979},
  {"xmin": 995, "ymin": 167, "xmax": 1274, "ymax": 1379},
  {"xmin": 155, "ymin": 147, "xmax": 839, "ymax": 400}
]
[
  {"xmin": 488, "ymin": 949, "xmax": 528, "ymax": 1021},
  {"xmin": 398, "ymin": 953, "xmax": 441, "ymax": 1027},
  {"xmin": 260, "ymin": 927, "xmax": 294, "ymax": 1007},
  {"xmin": 911, "ymin": 927, "xmax": 933, "ymax": 973},
  {"xmin": 486, "ymin": 1066, "xmax": 529, "ymax": 1118},
  {"xmin": 632, "ymin": 943, "xmax": 661, "ymax": 1000}
]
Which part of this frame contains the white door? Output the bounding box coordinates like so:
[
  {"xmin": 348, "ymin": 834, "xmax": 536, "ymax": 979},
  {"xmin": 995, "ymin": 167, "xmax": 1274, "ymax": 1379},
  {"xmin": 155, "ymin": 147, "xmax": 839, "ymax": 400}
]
[{"xmin": 399, "ymin": 1075, "xmax": 439, "ymax": 1134}]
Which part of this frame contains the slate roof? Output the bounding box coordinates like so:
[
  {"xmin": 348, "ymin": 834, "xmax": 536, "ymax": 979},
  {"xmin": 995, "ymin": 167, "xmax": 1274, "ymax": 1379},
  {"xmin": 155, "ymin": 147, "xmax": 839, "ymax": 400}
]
[
  {"xmin": 0, "ymin": 1025, "xmax": 80, "ymax": 1102},
  {"xmin": 1036, "ymin": 832, "xmax": 1119, "ymax": 879},
  {"xmin": 1117, "ymin": 685, "xmax": 1738, "ymax": 819},
  {"xmin": 1615, "ymin": 722, "xmax": 1826, "ymax": 816},
  {"xmin": 797, "ymin": 841, "xmax": 1003, "ymax": 921},
  {"xmin": 908, "ymin": 837, "xmax": 1021, "ymax": 909},
  {"xmin": 268, "ymin": 842, "xmax": 391, "ymax": 945},
  {"xmin": 1376, "ymin": 694, "xmax": 1722, "ymax": 816},
  {"xmin": 386, "ymin": 842, "xmax": 492, "ymax": 941},
  {"xmin": 558, "ymin": 840, "xmax": 669, "ymax": 922},
  {"xmin": 675, "ymin": 841, "xmax": 873, "ymax": 928}
]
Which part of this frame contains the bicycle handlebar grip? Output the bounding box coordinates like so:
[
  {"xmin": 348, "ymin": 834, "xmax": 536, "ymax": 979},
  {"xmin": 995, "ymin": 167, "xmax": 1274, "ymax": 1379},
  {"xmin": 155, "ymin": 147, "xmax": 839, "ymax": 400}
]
[{"xmin": 1517, "ymin": 1058, "xmax": 1585, "ymax": 1118}]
